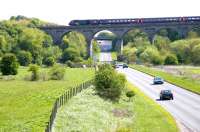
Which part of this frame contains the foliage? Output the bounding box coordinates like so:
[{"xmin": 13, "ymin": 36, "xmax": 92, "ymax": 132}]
[
  {"xmin": 95, "ymin": 64, "xmax": 126, "ymax": 100},
  {"xmin": 187, "ymin": 31, "xmax": 199, "ymax": 39},
  {"xmin": 139, "ymin": 46, "xmax": 164, "ymax": 65},
  {"xmin": 92, "ymin": 39, "xmax": 101, "ymax": 55},
  {"xmin": 17, "ymin": 50, "xmax": 32, "ymax": 66},
  {"xmin": 191, "ymin": 44, "xmax": 200, "ymax": 65},
  {"xmin": 28, "ymin": 64, "xmax": 39, "ymax": 81},
  {"xmin": 49, "ymin": 65, "xmax": 65, "ymax": 80},
  {"xmin": 126, "ymin": 91, "xmax": 135, "ymax": 99},
  {"xmin": 44, "ymin": 56, "xmax": 55, "ymax": 66},
  {"xmin": 0, "ymin": 53, "xmax": 19, "ymax": 75},
  {"xmin": 61, "ymin": 31, "xmax": 87, "ymax": 58},
  {"xmin": 123, "ymin": 46, "xmax": 137, "ymax": 63},
  {"xmin": 164, "ymin": 54, "xmax": 178, "ymax": 65},
  {"xmin": 153, "ymin": 35, "xmax": 170, "ymax": 50},
  {"xmin": 61, "ymin": 47, "xmax": 80, "ymax": 62}
]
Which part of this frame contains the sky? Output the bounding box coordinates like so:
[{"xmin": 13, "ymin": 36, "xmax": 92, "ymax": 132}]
[{"xmin": 0, "ymin": 0, "xmax": 200, "ymax": 25}]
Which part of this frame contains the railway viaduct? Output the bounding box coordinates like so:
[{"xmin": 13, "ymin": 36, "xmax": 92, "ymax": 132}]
[{"xmin": 40, "ymin": 21, "xmax": 200, "ymax": 56}]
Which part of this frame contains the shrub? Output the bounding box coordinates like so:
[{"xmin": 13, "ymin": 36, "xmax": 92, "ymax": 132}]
[
  {"xmin": 49, "ymin": 65, "xmax": 65, "ymax": 80},
  {"xmin": 164, "ymin": 54, "xmax": 178, "ymax": 65},
  {"xmin": 95, "ymin": 64, "xmax": 126, "ymax": 101},
  {"xmin": 61, "ymin": 48, "xmax": 80, "ymax": 62},
  {"xmin": 44, "ymin": 57, "xmax": 55, "ymax": 66},
  {"xmin": 0, "ymin": 53, "xmax": 19, "ymax": 75},
  {"xmin": 126, "ymin": 91, "xmax": 135, "ymax": 101},
  {"xmin": 28, "ymin": 64, "xmax": 39, "ymax": 81},
  {"xmin": 17, "ymin": 51, "xmax": 32, "ymax": 66}
]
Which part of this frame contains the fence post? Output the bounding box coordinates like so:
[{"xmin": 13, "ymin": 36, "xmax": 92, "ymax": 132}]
[{"xmin": 45, "ymin": 79, "xmax": 93, "ymax": 132}]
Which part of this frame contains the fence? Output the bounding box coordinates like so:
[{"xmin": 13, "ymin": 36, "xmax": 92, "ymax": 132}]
[{"xmin": 45, "ymin": 79, "xmax": 94, "ymax": 132}]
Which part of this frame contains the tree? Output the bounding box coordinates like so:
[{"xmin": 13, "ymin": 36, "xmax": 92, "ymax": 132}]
[
  {"xmin": 140, "ymin": 46, "xmax": 164, "ymax": 65},
  {"xmin": 17, "ymin": 51, "xmax": 32, "ymax": 66},
  {"xmin": 187, "ymin": 31, "xmax": 199, "ymax": 39},
  {"xmin": 61, "ymin": 47, "xmax": 80, "ymax": 62},
  {"xmin": 123, "ymin": 46, "xmax": 137, "ymax": 63},
  {"xmin": 44, "ymin": 57, "xmax": 55, "ymax": 66},
  {"xmin": 164, "ymin": 54, "xmax": 178, "ymax": 65},
  {"xmin": 28, "ymin": 64, "xmax": 39, "ymax": 81},
  {"xmin": 0, "ymin": 53, "xmax": 19, "ymax": 75},
  {"xmin": 153, "ymin": 35, "xmax": 170, "ymax": 50},
  {"xmin": 95, "ymin": 64, "xmax": 126, "ymax": 101},
  {"xmin": 61, "ymin": 31, "xmax": 87, "ymax": 58},
  {"xmin": 191, "ymin": 44, "xmax": 200, "ymax": 65}
]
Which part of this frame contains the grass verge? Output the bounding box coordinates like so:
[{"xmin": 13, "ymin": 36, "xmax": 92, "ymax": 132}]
[
  {"xmin": 0, "ymin": 67, "xmax": 94, "ymax": 132},
  {"xmin": 127, "ymin": 83, "xmax": 178, "ymax": 132},
  {"xmin": 52, "ymin": 83, "xmax": 178, "ymax": 132},
  {"xmin": 130, "ymin": 65, "xmax": 200, "ymax": 94}
]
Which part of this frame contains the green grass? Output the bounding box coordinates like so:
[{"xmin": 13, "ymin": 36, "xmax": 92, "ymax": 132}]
[
  {"xmin": 127, "ymin": 83, "xmax": 178, "ymax": 132},
  {"xmin": 0, "ymin": 67, "xmax": 94, "ymax": 132},
  {"xmin": 130, "ymin": 65, "xmax": 200, "ymax": 94},
  {"xmin": 53, "ymin": 84, "xmax": 178, "ymax": 132},
  {"xmin": 111, "ymin": 51, "xmax": 117, "ymax": 60}
]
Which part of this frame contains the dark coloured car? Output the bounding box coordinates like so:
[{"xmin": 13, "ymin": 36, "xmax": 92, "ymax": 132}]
[
  {"xmin": 153, "ymin": 77, "xmax": 164, "ymax": 84},
  {"xmin": 123, "ymin": 64, "xmax": 128, "ymax": 68},
  {"xmin": 160, "ymin": 90, "xmax": 173, "ymax": 100}
]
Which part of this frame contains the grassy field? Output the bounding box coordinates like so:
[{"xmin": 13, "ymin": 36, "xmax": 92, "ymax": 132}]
[
  {"xmin": 53, "ymin": 83, "xmax": 178, "ymax": 132},
  {"xmin": 0, "ymin": 67, "xmax": 94, "ymax": 132},
  {"xmin": 130, "ymin": 65, "xmax": 200, "ymax": 94}
]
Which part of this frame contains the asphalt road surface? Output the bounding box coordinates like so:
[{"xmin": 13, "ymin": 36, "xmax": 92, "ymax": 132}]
[
  {"xmin": 118, "ymin": 67, "xmax": 200, "ymax": 132},
  {"xmin": 99, "ymin": 52, "xmax": 112, "ymax": 62}
]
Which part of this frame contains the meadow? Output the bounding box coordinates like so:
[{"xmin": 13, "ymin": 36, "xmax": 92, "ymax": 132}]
[{"xmin": 0, "ymin": 67, "xmax": 94, "ymax": 132}]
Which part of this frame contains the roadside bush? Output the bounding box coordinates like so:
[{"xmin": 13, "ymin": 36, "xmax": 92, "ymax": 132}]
[
  {"xmin": 126, "ymin": 91, "xmax": 135, "ymax": 101},
  {"xmin": 17, "ymin": 51, "xmax": 32, "ymax": 66},
  {"xmin": 0, "ymin": 53, "xmax": 19, "ymax": 75},
  {"xmin": 95, "ymin": 64, "xmax": 126, "ymax": 101},
  {"xmin": 44, "ymin": 57, "xmax": 55, "ymax": 66},
  {"xmin": 164, "ymin": 54, "xmax": 178, "ymax": 65},
  {"xmin": 49, "ymin": 65, "xmax": 65, "ymax": 80},
  {"xmin": 28, "ymin": 64, "xmax": 39, "ymax": 81}
]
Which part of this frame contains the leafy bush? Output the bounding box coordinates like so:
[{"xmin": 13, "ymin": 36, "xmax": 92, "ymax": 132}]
[
  {"xmin": 0, "ymin": 53, "xmax": 19, "ymax": 75},
  {"xmin": 95, "ymin": 64, "xmax": 126, "ymax": 101},
  {"xmin": 44, "ymin": 56, "xmax": 55, "ymax": 66},
  {"xmin": 164, "ymin": 54, "xmax": 178, "ymax": 65},
  {"xmin": 61, "ymin": 47, "xmax": 80, "ymax": 62},
  {"xmin": 49, "ymin": 65, "xmax": 65, "ymax": 80},
  {"xmin": 17, "ymin": 50, "xmax": 32, "ymax": 66},
  {"xmin": 126, "ymin": 91, "xmax": 135, "ymax": 101},
  {"xmin": 28, "ymin": 64, "xmax": 39, "ymax": 81}
]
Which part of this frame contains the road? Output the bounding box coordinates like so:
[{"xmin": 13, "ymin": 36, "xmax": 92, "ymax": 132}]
[
  {"xmin": 99, "ymin": 52, "xmax": 112, "ymax": 62},
  {"xmin": 118, "ymin": 68, "xmax": 200, "ymax": 132}
]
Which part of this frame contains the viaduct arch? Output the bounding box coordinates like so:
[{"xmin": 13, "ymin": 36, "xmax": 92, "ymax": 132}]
[{"xmin": 40, "ymin": 22, "xmax": 200, "ymax": 56}]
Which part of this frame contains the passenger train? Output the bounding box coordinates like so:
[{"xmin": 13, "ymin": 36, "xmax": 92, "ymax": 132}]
[{"xmin": 69, "ymin": 16, "xmax": 200, "ymax": 26}]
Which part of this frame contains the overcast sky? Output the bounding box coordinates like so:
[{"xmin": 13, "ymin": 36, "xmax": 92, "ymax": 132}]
[{"xmin": 0, "ymin": 0, "xmax": 199, "ymax": 25}]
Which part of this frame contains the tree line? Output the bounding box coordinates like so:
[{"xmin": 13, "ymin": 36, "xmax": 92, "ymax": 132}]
[
  {"xmin": 120, "ymin": 28, "xmax": 200, "ymax": 65},
  {"xmin": 0, "ymin": 15, "xmax": 100, "ymax": 75}
]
